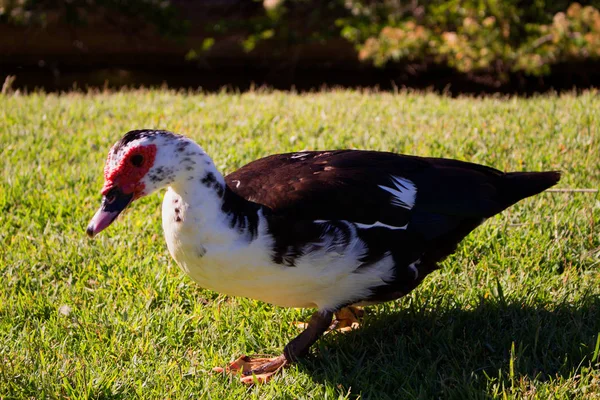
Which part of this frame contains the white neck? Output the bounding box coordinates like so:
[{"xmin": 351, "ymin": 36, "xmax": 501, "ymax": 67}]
[
  {"xmin": 170, "ymin": 162, "xmax": 224, "ymax": 209},
  {"xmin": 163, "ymin": 153, "xmax": 235, "ymax": 244}
]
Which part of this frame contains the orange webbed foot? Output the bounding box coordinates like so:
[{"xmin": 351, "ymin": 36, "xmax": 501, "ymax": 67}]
[{"xmin": 213, "ymin": 354, "xmax": 287, "ymax": 384}]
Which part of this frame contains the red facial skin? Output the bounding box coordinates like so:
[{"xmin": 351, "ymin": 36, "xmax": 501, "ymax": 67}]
[{"xmin": 102, "ymin": 145, "xmax": 157, "ymax": 199}]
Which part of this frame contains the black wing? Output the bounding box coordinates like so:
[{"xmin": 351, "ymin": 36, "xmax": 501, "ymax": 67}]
[
  {"xmin": 226, "ymin": 150, "xmax": 422, "ymax": 228},
  {"xmin": 225, "ymin": 150, "xmax": 558, "ymax": 238}
]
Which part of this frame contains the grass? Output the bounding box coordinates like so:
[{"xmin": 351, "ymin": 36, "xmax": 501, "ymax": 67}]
[{"xmin": 0, "ymin": 89, "xmax": 599, "ymax": 399}]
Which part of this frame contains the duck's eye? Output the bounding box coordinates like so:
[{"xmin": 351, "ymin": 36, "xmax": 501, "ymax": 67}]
[{"xmin": 130, "ymin": 154, "xmax": 144, "ymax": 167}]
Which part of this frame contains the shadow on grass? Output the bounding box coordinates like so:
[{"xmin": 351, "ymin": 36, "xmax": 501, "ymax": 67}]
[{"xmin": 297, "ymin": 295, "xmax": 600, "ymax": 399}]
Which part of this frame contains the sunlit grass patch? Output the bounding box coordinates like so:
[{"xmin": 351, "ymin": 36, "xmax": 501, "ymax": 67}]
[{"xmin": 1, "ymin": 89, "xmax": 599, "ymax": 399}]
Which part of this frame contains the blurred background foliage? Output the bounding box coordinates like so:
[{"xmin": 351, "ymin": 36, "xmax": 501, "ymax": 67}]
[
  {"xmin": 0, "ymin": 0, "xmax": 188, "ymax": 37},
  {"xmin": 2, "ymin": 0, "xmax": 600, "ymax": 82},
  {"xmin": 344, "ymin": 0, "xmax": 600, "ymax": 80}
]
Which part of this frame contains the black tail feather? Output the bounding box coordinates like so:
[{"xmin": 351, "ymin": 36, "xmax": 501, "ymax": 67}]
[{"xmin": 500, "ymin": 171, "xmax": 561, "ymax": 208}]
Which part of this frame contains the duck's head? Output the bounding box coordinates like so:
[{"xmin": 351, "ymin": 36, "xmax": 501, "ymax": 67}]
[{"xmin": 86, "ymin": 129, "xmax": 208, "ymax": 237}]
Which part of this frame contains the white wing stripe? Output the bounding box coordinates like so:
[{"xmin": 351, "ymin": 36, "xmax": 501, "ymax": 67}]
[
  {"xmin": 354, "ymin": 221, "xmax": 408, "ymax": 230},
  {"xmin": 315, "ymin": 219, "xmax": 408, "ymax": 230},
  {"xmin": 291, "ymin": 152, "xmax": 309, "ymax": 159},
  {"xmin": 378, "ymin": 176, "xmax": 417, "ymax": 210}
]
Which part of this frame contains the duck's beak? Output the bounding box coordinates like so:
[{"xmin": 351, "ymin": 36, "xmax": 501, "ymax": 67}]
[{"xmin": 86, "ymin": 187, "xmax": 134, "ymax": 238}]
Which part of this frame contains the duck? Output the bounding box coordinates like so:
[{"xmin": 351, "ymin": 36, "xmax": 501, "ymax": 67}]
[{"xmin": 86, "ymin": 129, "xmax": 560, "ymax": 383}]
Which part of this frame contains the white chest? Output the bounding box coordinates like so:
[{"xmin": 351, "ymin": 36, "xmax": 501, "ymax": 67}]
[{"xmin": 161, "ymin": 189, "xmax": 395, "ymax": 310}]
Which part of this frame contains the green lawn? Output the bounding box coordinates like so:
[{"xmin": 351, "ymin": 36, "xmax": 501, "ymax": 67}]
[{"xmin": 1, "ymin": 89, "xmax": 599, "ymax": 399}]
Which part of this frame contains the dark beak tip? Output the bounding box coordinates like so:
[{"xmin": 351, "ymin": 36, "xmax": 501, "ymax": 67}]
[{"xmin": 86, "ymin": 225, "xmax": 96, "ymax": 238}]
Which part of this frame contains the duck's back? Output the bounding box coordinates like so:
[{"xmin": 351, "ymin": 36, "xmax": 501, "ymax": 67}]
[{"xmin": 225, "ymin": 150, "xmax": 559, "ymax": 227}]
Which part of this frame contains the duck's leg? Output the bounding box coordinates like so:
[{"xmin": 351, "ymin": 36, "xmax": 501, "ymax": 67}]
[
  {"xmin": 223, "ymin": 310, "xmax": 334, "ymax": 384},
  {"xmin": 283, "ymin": 310, "xmax": 334, "ymax": 362}
]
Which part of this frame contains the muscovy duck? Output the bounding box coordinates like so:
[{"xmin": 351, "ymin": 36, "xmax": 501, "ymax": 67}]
[{"xmin": 87, "ymin": 129, "xmax": 560, "ymax": 383}]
